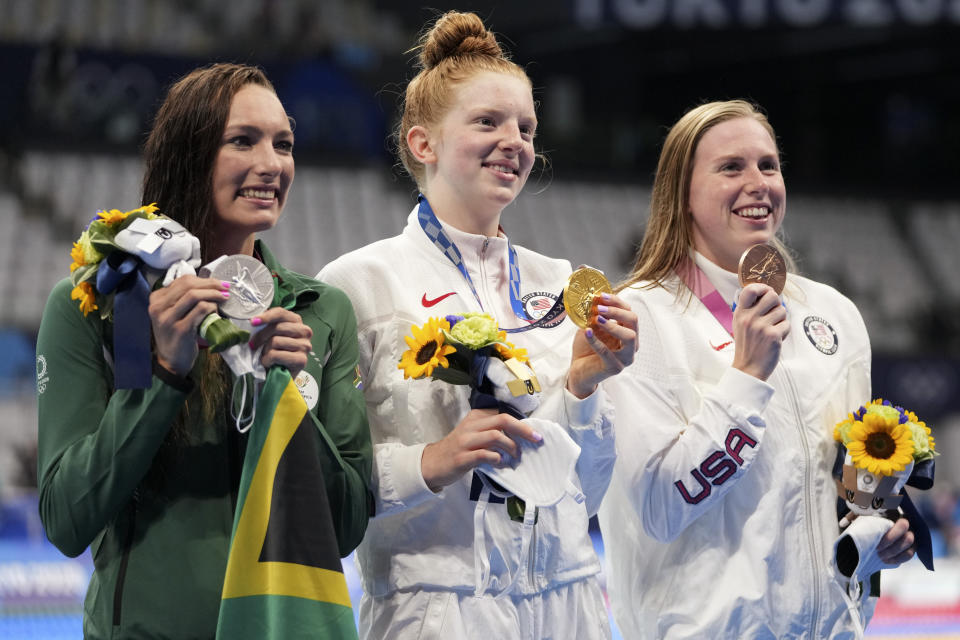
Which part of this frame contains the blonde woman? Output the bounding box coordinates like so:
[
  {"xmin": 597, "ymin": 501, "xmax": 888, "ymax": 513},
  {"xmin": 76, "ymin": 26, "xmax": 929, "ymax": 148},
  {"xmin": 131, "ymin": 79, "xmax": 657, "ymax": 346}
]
[{"xmin": 599, "ymin": 100, "xmax": 915, "ymax": 639}]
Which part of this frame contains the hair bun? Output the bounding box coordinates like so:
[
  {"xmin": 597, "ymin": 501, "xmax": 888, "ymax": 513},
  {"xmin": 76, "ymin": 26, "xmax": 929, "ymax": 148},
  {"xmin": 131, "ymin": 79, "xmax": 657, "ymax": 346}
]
[{"xmin": 419, "ymin": 11, "xmax": 503, "ymax": 70}]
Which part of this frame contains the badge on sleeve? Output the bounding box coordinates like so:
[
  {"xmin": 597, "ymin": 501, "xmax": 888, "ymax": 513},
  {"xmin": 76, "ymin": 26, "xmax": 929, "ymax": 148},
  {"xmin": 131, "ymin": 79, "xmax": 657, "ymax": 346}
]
[
  {"xmin": 803, "ymin": 316, "xmax": 838, "ymax": 355},
  {"xmin": 293, "ymin": 370, "xmax": 320, "ymax": 409},
  {"xmin": 352, "ymin": 364, "xmax": 364, "ymax": 390}
]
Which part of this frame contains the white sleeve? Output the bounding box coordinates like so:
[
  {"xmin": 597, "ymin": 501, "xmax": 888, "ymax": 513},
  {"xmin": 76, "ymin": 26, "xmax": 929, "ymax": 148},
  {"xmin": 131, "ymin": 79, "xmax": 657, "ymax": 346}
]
[
  {"xmin": 370, "ymin": 441, "xmax": 440, "ymax": 516},
  {"xmin": 606, "ymin": 300, "xmax": 774, "ymax": 542},
  {"xmin": 529, "ymin": 368, "xmax": 616, "ymax": 517}
]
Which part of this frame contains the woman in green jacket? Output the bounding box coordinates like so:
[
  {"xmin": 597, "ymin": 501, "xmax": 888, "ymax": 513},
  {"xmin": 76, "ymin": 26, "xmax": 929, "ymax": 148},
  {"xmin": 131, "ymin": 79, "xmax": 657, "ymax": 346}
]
[{"xmin": 36, "ymin": 63, "xmax": 372, "ymax": 638}]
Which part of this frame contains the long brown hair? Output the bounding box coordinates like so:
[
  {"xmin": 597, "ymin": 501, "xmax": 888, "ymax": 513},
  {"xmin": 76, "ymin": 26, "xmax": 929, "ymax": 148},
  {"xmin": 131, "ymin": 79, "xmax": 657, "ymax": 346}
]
[
  {"xmin": 396, "ymin": 11, "xmax": 531, "ymax": 189},
  {"xmin": 619, "ymin": 99, "xmax": 795, "ymax": 292},
  {"xmin": 140, "ymin": 63, "xmax": 275, "ymax": 448}
]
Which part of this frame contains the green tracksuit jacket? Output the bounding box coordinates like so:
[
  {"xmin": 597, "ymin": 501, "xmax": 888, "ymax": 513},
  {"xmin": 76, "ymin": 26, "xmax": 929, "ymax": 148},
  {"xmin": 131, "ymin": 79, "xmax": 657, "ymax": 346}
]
[{"xmin": 36, "ymin": 241, "xmax": 373, "ymax": 639}]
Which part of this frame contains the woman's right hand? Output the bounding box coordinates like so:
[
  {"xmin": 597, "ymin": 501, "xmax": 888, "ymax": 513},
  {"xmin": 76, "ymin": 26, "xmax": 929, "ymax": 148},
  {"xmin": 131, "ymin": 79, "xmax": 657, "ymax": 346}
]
[
  {"xmin": 149, "ymin": 276, "xmax": 231, "ymax": 377},
  {"xmin": 421, "ymin": 408, "xmax": 543, "ymax": 493},
  {"xmin": 731, "ymin": 283, "xmax": 790, "ymax": 381}
]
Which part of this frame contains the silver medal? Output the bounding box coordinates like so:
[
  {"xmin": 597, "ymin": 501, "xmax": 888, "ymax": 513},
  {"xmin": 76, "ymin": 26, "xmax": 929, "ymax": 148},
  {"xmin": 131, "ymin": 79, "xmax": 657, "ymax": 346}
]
[{"xmin": 204, "ymin": 254, "xmax": 274, "ymax": 319}]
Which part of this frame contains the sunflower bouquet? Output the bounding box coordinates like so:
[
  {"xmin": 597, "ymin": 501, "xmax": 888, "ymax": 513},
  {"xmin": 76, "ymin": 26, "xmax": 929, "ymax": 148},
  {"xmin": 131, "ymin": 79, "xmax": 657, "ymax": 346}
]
[
  {"xmin": 833, "ymin": 399, "xmax": 936, "ymax": 515},
  {"xmin": 69, "ymin": 204, "xmax": 163, "ymax": 318},
  {"xmin": 68, "ymin": 204, "xmax": 248, "ymax": 387},
  {"xmin": 398, "ymin": 312, "xmax": 541, "ymax": 418},
  {"xmin": 831, "ymin": 400, "xmax": 937, "ymax": 619},
  {"xmin": 399, "ymin": 313, "xmax": 544, "ymax": 523}
]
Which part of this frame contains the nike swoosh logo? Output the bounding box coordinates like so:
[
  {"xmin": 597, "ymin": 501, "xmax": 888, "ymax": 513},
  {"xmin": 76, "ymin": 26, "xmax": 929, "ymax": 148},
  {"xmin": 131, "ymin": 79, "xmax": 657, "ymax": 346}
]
[
  {"xmin": 710, "ymin": 340, "xmax": 733, "ymax": 351},
  {"xmin": 421, "ymin": 291, "xmax": 457, "ymax": 307}
]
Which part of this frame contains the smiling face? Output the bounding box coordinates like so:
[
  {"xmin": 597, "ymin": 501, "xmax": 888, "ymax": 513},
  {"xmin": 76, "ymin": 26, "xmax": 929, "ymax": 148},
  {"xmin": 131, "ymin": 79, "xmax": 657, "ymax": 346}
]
[
  {"xmin": 418, "ymin": 71, "xmax": 536, "ymax": 235},
  {"xmin": 688, "ymin": 116, "xmax": 786, "ymax": 272},
  {"xmin": 210, "ymin": 84, "xmax": 294, "ymax": 254}
]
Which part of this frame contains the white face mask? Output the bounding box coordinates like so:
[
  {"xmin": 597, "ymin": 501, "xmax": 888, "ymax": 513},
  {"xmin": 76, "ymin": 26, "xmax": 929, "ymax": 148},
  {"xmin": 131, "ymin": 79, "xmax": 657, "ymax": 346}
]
[
  {"xmin": 832, "ymin": 514, "xmax": 901, "ymax": 635},
  {"xmin": 476, "ymin": 417, "xmax": 583, "ymax": 508},
  {"xmin": 471, "ymin": 418, "xmax": 584, "ymax": 597}
]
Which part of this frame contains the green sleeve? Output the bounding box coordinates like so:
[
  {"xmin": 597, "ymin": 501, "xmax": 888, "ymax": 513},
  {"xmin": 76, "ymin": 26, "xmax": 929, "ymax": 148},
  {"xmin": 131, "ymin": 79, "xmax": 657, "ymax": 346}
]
[
  {"xmin": 305, "ymin": 289, "xmax": 373, "ymax": 557},
  {"xmin": 36, "ymin": 279, "xmax": 188, "ymax": 557}
]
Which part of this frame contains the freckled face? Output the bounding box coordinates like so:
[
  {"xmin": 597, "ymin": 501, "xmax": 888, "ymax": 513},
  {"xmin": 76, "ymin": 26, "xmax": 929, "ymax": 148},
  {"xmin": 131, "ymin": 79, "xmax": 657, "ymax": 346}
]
[
  {"xmin": 688, "ymin": 117, "xmax": 785, "ymax": 272},
  {"xmin": 211, "ymin": 84, "xmax": 294, "ymax": 244}
]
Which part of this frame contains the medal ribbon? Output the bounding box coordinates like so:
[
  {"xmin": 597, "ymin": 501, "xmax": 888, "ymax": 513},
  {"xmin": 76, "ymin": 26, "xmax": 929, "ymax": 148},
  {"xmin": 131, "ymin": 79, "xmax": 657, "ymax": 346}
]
[
  {"xmin": 677, "ymin": 261, "xmax": 734, "ymax": 337},
  {"xmin": 96, "ymin": 252, "xmax": 153, "ymax": 389},
  {"xmin": 417, "ymin": 195, "xmax": 566, "ymax": 334}
]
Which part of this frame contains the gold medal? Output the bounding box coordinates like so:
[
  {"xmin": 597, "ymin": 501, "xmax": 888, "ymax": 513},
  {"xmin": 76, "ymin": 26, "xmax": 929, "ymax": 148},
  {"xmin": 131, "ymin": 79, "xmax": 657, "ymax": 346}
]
[
  {"xmin": 563, "ymin": 266, "xmax": 613, "ymax": 329},
  {"xmin": 738, "ymin": 244, "xmax": 787, "ymax": 295}
]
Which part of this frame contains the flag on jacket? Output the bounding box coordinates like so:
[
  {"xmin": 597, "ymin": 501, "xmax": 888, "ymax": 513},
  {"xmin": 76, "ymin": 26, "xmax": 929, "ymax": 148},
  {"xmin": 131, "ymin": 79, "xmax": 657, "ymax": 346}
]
[{"xmin": 216, "ymin": 367, "xmax": 358, "ymax": 639}]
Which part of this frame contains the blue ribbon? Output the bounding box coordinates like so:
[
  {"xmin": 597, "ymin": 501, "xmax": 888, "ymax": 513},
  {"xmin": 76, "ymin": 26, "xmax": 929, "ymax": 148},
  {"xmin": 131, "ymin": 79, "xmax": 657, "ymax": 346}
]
[
  {"xmin": 417, "ymin": 195, "xmax": 538, "ymax": 333},
  {"xmin": 97, "ymin": 252, "xmax": 152, "ymax": 389}
]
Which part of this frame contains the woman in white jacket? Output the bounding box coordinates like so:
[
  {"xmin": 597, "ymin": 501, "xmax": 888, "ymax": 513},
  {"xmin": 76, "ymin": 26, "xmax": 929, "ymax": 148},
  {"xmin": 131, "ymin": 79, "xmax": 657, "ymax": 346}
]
[
  {"xmin": 598, "ymin": 100, "xmax": 916, "ymax": 639},
  {"xmin": 318, "ymin": 11, "xmax": 637, "ymax": 640}
]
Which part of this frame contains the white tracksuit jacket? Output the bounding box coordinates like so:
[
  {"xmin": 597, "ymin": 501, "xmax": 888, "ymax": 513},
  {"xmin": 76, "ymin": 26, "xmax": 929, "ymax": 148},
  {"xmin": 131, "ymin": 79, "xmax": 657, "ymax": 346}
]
[
  {"xmin": 599, "ymin": 253, "xmax": 874, "ymax": 639},
  {"xmin": 318, "ymin": 208, "xmax": 615, "ymax": 632}
]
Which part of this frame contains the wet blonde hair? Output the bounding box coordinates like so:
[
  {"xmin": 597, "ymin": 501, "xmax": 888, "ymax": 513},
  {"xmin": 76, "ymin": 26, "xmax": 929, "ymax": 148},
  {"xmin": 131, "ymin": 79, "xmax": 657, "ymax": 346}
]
[
  {"xmin": 396, "ymin": 11, "xmax": 531, "ymax": 188},
  {"xmin": 620, "ymin": 99, "xmax": 795, "ymax": 292}
]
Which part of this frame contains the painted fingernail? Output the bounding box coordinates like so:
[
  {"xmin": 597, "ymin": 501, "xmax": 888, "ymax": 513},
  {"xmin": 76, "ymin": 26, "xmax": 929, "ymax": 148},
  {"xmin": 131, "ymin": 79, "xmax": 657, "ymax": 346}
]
[
  {"xmin": 598, "ymin": 305, "xmax": 609, "ymax": 313},
  {"xmin": 248, "ymin": 340, "xmax": 255, "ymax": 349},
  {"xmin": 602, "ymin": 293, "xmax": 611, "ymax": 301},
  {"xmin": 251, "ymin": 317, "xmax": 262, "ymax": 326},
  {"xmin": 597, "ymin": 315, "xmax": 608, "ymax": 325},
  {"xmin": 531, "ymin": 431, "xmax": 543, "ymax": 442},
  {"xmin": 221, "ymin": 281, "xmax": 231, "ymax": 289},
  {"xmin": 585, "ymin": 328, "xmax": 594, "ymax": 339},
  {"xmin": 221, "ymin": 292, "xmax": 230, "ymax": 299}
]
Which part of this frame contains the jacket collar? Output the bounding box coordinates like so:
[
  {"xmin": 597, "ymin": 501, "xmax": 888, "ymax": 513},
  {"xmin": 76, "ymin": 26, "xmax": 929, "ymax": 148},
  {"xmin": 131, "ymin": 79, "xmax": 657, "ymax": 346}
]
[
  {"xmin": 255, "ymin": 240, "xmax": 320, "ymax": 310},
  {"xmin": 693, "ymin": 251, "xmax": 739, "ymax": 308}
]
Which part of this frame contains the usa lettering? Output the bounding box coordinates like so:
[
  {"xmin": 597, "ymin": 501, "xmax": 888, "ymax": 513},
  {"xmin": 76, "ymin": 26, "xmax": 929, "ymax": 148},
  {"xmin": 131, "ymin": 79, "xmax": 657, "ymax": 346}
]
[{"xmin": 674, "ymin": 428, "xmax": 758, "ymax": 504}]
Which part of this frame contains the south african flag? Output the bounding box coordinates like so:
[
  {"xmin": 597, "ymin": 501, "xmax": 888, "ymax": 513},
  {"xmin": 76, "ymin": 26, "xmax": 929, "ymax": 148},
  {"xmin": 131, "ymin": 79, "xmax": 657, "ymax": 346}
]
[{"xmin": 216, "ymin": 367, "xmax": 358, "ymax": 639}]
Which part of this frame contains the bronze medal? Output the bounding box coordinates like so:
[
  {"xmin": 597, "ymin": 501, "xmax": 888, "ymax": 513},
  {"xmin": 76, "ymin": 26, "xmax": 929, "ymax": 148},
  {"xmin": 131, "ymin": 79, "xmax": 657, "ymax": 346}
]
[
  {"xmin": 563, "ymin": 266, "xmax": 613, "ymax": 329},
  {"xmin": 738, "ymin": 244, "xmax": 787, "ymax": 295}
]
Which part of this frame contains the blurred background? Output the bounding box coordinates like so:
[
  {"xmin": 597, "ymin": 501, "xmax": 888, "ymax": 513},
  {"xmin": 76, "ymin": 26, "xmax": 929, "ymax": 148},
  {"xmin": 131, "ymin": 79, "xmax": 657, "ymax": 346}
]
[{"xmin": 2, "ymin": 0, "xmax": 960, "ymax": 637}]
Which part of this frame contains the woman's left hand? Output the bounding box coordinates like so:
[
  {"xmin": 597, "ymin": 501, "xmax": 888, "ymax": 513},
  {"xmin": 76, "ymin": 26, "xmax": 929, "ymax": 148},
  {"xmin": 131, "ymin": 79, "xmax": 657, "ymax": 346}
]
[
  {"xmin": 877, "ymin": 517, "xmax": 916, "ymax": 566},
  {"xmin": 249, "ymin": 307, "xmax": 314, "ymax": 379},
  {"xmin": 566, "ymin": 293, "xmax": 638, "ymax": 398}
]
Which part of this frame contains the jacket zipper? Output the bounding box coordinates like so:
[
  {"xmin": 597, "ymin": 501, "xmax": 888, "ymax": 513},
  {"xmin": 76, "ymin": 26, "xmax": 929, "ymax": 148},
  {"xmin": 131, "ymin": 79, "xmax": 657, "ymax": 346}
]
[
  {"xmin": 778, "ymin": 367, "xmax": 823, "ymax": 636},
  {"xmin": 480, "ymin": 238, "xmax": 538, "ymax": 591},
  {"xmin": 112, "ymin": 490, "xmax": 138, "ymax": 627}
]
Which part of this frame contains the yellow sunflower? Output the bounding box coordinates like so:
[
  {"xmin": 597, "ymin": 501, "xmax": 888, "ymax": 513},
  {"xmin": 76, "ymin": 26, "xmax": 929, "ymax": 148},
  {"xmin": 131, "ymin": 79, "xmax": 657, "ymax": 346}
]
[
  {"xmin": 96, "ymin": 208, "xmax": 132, "ymax": 226},
  {"xmin": 69, "ymin": 241, "xmax": 86, "ymax": 272},
  {"xmin": 494, "ymin": 340, "xmax": 529, "ymax": 363},
  {"xmin": 94, "ymin": 203, "xmax": 158, "ymax": 226},
  {"xmin": 70, "ymin": 281, "xmax": 98, "ymax": 316},
  {"xmin": 846, "ymin": 412, "xmax": 915, "ymax": 476},
  {"xmin": 398, "ymin": 317, "xmax": 456, "ymax": 379}
]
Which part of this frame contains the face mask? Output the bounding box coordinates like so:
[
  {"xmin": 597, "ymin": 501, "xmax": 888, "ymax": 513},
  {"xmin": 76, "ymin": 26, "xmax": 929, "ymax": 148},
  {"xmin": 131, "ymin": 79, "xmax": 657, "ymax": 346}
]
[
  {"xmin": 471, "ymin": 418, "xmax": 584, "ymax": 597},
  {"xmin": 476, "ymin": 417, "xmax": 582, "ymax": 508},
  {"xmin": 832, "ymin": 514, "xmax": 901, "ymax": 635}
]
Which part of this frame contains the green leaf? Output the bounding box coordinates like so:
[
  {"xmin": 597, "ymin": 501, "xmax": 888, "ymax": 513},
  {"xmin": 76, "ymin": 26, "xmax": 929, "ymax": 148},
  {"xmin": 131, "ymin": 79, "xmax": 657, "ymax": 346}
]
[{"xmin": 431, "ymin": 367, "xmax": 472, "ymax": 385}]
